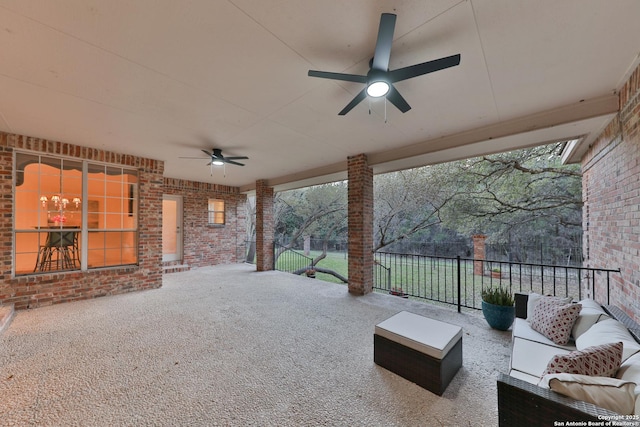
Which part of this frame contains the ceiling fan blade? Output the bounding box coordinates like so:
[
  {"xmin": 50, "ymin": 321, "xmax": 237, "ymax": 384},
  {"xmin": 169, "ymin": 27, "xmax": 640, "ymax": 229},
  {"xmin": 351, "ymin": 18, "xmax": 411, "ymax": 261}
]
[
  {"xmin": 224, "ymin": 156, "xmax": 249, "ymax": 160},
  {"xmin": 389, "ymin": 54, "xmax": 461, "ymax": 83},
  {"xmin": 386, "ymin": 84, "xmax": 411, "ymax": 113},
  {"xmin": 224, "ymin": 159, "xmax": 245, "ymax": 166},
  {"xmin": 201, "ymin": 149, "xmax": 212, "ymax": 157},
  {"xmin": 371, "ymin": 13, "xmax": 396, "ymax": 71},
  {"xmin": 308, "ymin": 70, "xmax": 367, "ymax": 83},
  {"xmin": 180, "ymin": 156, "xmax": 208, "ymax": 159},
  {"xmin": 338, "ymin": 88, "xmax": 368, "ymax": 115}
]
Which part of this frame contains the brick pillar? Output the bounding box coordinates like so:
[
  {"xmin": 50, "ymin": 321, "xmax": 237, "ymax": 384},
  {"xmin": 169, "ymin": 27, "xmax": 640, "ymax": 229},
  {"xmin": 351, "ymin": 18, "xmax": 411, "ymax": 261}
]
[
  {"xmin": 303, "ymin": 235, "xmax": 311, "ymax": 256},
  {"xmin": 472, "ymin": 234, "xmax": 487, "ymax": 276},
  {"xmin": 255, "ymin": 179, "xmax": 274, "ymax": 271},
  {"xmin": 348, "ymin": 154, "xmax": 374, "ymax": 295}
]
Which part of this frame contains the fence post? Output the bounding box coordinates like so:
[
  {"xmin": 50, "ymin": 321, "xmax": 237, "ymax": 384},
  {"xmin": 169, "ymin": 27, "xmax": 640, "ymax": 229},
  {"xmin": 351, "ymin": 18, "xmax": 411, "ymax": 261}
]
[{"xmin": 457, "ymin": 255, "xmax": 461, "ymax": 313}]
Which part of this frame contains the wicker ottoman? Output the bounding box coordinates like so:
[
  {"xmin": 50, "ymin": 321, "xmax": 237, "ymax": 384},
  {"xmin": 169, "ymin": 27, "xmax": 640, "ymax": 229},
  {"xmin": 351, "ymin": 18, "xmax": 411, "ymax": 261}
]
[{"xmin": 374, "ymin": 311, "xmax": 463, "ymax": 395}]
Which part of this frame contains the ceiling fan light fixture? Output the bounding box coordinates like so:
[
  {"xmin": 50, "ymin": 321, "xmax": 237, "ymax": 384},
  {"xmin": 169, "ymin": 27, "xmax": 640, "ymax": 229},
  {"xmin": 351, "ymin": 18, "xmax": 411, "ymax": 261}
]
[
  {"xmin": 212, "ymin": 160, "xmax": 225, "ymax": 166},
  {"xmin": 366, "ymin": 80, "xmax": 390, "ymax": 97}
]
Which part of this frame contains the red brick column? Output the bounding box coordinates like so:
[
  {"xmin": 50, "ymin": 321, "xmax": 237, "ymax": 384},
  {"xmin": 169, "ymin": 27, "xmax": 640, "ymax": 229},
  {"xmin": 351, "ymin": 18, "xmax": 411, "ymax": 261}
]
[
  {"xmin": 472, "ymin": 234, "xmax": 487, "ymax": 276},
  {"xmin": 255, "ymin": 179, "xmax": 274, "ymax": 271},
  {"xmin": 348, "ymin": 154, "xmax": 374, "ymax": 295}
]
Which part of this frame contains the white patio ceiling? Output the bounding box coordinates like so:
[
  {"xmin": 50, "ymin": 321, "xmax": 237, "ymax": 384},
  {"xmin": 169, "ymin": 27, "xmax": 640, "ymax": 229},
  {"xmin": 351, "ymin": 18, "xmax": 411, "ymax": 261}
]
[{"xmin": 1, "ymin": 1, "xmax": 638, "ymax": 192}]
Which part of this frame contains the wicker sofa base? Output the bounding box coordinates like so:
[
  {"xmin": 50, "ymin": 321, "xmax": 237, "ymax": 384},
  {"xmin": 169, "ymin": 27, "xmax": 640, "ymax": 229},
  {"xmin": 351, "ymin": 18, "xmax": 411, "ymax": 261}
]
[
  {"xmin": 497, "ymin": 373, "xmax": 620, "ymax": 426},
  {"xmin": 374, "ymin": 333, "xmax": 462, "ymax": 395}
]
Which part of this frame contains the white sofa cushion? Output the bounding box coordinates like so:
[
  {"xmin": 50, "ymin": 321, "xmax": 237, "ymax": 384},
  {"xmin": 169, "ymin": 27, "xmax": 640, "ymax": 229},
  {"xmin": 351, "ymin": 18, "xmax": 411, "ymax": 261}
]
[
  {"xmin": 510, "ymin": 318, "xmax": 574, "ymax": 382},
  {"xmin": 540, "ymin": 373, "xmax": 636, "ymax": 415},
  {"xmin": 616, "ymin": 349, "xmax": 640, "ymax": 415},
  {"xmin": 577, "ymin": 318, "xmax": 640, "ymax": 362},
  {"xmin": 617, "ymin": 352, "xmax": 640, "ymax": 392},
  {"xmin": 508, "ymin": 368, "xmax": 542, "ymax": 385}
]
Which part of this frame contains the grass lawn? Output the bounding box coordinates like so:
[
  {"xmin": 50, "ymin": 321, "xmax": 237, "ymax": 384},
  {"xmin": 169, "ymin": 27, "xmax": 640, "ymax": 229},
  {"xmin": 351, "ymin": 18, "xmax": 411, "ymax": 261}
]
[{"xmin": 305, "ymin": 250, "xmax": 348, "ymax": 284}]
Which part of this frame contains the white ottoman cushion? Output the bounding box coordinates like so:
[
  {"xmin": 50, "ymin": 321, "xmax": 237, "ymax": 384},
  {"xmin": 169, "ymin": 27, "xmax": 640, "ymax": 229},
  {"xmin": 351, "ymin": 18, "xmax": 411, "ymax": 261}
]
[{"xmin": 375, "ymin": 311, "xmax": 462, "ymax": 360}]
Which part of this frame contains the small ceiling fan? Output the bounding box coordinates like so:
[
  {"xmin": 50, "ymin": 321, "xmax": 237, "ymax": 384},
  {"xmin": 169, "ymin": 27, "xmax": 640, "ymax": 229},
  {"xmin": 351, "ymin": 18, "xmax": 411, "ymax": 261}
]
[
  {"xmin": 308, "ymin": 13, "xmax": 461, "ymax": 115},
  {"xmin": 181, "ymin": 148, "xmax": 249, "ymax": 175}
]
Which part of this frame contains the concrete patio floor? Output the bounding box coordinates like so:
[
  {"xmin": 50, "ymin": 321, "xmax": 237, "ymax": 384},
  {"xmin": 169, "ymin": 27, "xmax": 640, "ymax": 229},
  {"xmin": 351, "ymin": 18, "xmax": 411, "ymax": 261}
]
[{"xmin": 0, "ymin": 264, "xmax": 511, "ymax": 426}]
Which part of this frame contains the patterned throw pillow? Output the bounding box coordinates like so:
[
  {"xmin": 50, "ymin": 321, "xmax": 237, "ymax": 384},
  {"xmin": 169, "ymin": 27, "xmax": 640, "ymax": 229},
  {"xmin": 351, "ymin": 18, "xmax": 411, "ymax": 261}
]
[
  {"xmin": 542, "ymin": 342, "xmax": 623, "ymax": 378},
  {"xmin": 526, "ymin": 293, "xmax": 572, "ymax": 322},
  {"xmin": 530, "ymin": 299, "xmax": 582, "ymax": 345}
]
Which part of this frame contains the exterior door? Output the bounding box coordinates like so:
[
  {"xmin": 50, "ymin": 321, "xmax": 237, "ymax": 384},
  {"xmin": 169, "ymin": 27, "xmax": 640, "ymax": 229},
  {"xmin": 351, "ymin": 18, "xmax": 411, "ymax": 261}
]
[{"xmin": 162, "ymin": 195, "xmax": 183, "ymax": 262}]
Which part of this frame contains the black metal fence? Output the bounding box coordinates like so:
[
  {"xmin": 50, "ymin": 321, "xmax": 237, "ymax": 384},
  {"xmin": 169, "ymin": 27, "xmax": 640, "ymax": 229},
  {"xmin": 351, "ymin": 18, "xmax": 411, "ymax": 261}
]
[
  {"xmin": 274, "ymin": 242, "xmax": 314, "ymax": 273},
  {"xmin": 485, "ymin": 242, "xmax": 583, "ymax": 267},
  {"xmin": 275, "ymin": 237, "xmax": 583, "ymax": 266},
  {"xmin": 374, "ymin": 252, "xmax": 620, "ymax": 312}
]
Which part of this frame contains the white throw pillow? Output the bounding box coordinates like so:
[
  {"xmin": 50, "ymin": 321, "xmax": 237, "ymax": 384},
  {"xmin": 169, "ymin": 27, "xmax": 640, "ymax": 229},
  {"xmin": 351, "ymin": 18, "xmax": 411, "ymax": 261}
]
[
  {"xmin": 540, "ymin": 373, "xmax": 636, "ymax": 415},
  {"xmin": 617, "ymin": 352, "xmax": 640, "ymax": 389},
  {"xmin": 571, "ymin": 299, "xmax": 609, "ymax": 339},
  {"xmin": 576, "ymin": 318, "xmax": 640, "ymax": 362}
]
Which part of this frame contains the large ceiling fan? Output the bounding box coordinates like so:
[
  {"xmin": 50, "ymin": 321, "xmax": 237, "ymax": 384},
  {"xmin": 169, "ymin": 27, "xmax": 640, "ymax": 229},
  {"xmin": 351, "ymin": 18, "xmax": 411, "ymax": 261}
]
[
  {"xmin": 308, "ymin": 13, "xmax": 461, "ymax": 115},
  {"xmin": 181, "ymin": 148, "xmax": 249, "ymax": 174}
]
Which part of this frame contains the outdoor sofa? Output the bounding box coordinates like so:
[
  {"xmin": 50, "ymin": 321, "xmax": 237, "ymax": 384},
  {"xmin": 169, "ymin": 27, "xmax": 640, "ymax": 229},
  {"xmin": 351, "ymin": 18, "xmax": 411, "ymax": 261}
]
[{"xmin": 497, "ymin": 292, "xmax": 640, "ymax": 426}]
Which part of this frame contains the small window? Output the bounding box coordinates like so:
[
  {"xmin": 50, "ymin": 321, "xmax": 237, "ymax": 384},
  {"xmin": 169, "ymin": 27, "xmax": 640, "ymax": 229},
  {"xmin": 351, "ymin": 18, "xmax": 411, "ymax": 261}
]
[{"xmin": 208, "ymin": 199, "xmax": 225, "ymax": 225}]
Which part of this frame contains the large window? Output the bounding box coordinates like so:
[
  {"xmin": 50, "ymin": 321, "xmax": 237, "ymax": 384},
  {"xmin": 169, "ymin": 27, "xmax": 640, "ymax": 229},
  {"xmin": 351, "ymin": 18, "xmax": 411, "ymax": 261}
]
[{"xmin": 14, "ymin": 152, "xmax": 138, "ymax": 275}]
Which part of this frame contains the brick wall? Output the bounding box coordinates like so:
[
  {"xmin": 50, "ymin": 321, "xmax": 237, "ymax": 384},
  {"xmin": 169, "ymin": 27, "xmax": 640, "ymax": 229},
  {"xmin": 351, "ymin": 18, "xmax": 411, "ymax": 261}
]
[
  {"xmin": 347, "ymin": 154, "xmax": 373, "ymax": 295},
  {"xmin": 582, "ymin": 63, "xmax": 640, "ymax": 320},
  {"xmin": 163, "ymin": 178, "xmax": 247, "ymax": 266},
  {"xmin": 0, "ymin": 132, "xmax": 163, "ymax": 309}
]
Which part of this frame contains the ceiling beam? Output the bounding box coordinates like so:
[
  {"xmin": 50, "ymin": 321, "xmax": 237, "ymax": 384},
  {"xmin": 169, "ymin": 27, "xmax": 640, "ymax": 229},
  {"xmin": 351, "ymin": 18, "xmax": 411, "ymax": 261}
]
[{"xmin": 367, "ymin": 94, "xmax": 618, "ymax": 166}]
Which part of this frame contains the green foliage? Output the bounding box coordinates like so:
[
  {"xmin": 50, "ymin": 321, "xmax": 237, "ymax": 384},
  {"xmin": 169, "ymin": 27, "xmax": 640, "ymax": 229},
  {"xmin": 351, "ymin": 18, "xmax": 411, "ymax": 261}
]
[
  {"xmin": 440, "ymin": 142, "xmax": 582, "ymax": 246},
  {"xmin": 275, "ymin": 182, "xmax": 347, "ymax": 245},
  {"xmin": 271, "ymin": 142, "xmax": 582, "ymax": 262},
  {"xmin": 373, "ymin": 167, "xmax": 458, "ymax": 251},
  {"xmin": 481, "ymin": 286, "xmax": 515, "ymax": 306}
]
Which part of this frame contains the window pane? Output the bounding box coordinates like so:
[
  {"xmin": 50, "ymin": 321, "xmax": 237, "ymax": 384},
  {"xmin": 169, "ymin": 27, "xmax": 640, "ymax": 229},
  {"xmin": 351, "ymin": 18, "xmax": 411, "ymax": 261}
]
[
  {"xmin": 14, "ymin": 232, "xmax": 39, "ymax": 275},
  {"xmin": 87, "ymin": 179, "xmax": 104, "ymax": 198},
  {"xmin": 105, "ymin": 213, "xmax": 122, "ymax": 228}
]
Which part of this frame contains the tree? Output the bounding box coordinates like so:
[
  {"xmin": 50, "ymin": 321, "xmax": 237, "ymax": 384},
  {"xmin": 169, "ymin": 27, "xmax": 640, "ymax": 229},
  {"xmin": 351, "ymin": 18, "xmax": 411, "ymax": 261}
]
[
  {"xmin": 441, "ymin": 143, "xmax": 582, "ymax": 246},
  {"xmin": 373, "ymin": 166, "xmax": 459, "ymax": 251},
  {"xmin": 274, "ymin": 182, "xmax": 347, "ymax": 264}
]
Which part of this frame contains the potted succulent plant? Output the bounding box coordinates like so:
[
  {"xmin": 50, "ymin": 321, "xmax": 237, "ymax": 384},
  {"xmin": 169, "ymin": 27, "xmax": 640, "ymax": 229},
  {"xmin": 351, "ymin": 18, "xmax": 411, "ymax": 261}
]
[{"xmin": 481, "ymin": 286, "xmax": 515, "ymax": 330}]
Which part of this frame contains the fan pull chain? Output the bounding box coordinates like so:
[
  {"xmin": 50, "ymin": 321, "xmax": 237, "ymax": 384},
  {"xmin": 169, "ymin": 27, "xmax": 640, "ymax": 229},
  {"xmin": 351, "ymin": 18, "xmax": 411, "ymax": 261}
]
[{"xmin": 384, "ymin": 97, "xmax": 387, "ymax": 123}]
